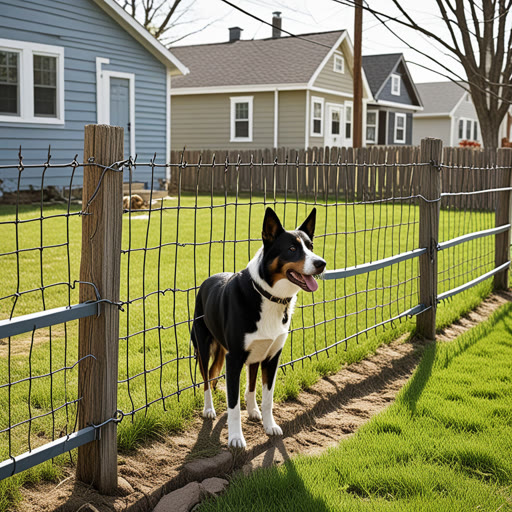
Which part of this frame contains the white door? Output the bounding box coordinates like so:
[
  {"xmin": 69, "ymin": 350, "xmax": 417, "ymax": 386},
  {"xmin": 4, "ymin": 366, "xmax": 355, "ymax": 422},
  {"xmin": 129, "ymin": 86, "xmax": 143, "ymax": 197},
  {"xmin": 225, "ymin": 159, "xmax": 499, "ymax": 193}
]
[
  {"xmin": 326, "ymin": 105, "xmax": 343, "ymax": 147},
  {"xmin": 110, "ymin": 77, "xmax": 130, "ymax": 153}
]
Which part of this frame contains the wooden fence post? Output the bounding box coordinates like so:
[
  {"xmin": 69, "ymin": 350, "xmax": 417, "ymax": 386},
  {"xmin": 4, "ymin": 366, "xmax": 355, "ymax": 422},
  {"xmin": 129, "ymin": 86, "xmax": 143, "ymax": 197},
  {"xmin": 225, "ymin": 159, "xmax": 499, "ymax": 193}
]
[
  {"xmin": 494, "ymin": 147, "xmax": 512, "ymax": 290},
  {"xmin": 77, "ymin": 125, "xmax": 124, "ymax": 494},
  {"xmin": 417, "ymin": 138, "xmax": 443, "ymax": 340}
]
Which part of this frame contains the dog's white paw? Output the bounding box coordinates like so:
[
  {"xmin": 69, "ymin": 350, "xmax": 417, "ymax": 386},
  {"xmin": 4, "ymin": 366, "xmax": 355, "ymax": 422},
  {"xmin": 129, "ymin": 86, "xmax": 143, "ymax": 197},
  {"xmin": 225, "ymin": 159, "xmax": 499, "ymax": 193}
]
[
  {"xmin": 264, "ymin": 423, "xmax": 283, "ymax": 436},
  {"xmin": 228, "ymin": 434, "xmax": 247, "ymax": 449},
  {"xmin": 247, "ymin": 408, "xmax": 262, "ymax": 421},
  {"xmin": 203, "ymin": 407, "xmax": 216, "ymax": 419}
]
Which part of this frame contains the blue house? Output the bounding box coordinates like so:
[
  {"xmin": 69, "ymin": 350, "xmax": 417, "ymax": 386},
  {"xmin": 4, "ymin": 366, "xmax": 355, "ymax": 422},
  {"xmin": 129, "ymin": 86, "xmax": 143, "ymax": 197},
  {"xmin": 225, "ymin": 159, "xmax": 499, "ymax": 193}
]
[
  {"xmin": 362, "ymin": 54, "xmax": 422, "ymax": 145},
  {"xmin": 0, "ymin": 0, "xmax": 188, "ymax": 191}
]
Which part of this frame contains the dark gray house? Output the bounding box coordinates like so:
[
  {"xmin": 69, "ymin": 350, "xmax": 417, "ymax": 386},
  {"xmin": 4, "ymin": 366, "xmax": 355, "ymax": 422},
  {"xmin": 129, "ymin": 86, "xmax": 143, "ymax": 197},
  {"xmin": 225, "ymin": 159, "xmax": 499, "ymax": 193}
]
[
  {"xmin": 362, "ymin": 53, "xmax": 422, "ymax": 145},
  {"xmin": 0, "ymin": 0, "xmax": 188, "ymax": 192}
]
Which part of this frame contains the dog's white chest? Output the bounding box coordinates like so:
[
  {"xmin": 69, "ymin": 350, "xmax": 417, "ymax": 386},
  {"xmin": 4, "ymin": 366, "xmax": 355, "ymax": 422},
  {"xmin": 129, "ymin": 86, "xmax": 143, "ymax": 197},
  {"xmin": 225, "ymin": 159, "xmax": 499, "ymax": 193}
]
[{"xmin": 243, "ymin": 298, "xmax": 296, "ymax": 365}]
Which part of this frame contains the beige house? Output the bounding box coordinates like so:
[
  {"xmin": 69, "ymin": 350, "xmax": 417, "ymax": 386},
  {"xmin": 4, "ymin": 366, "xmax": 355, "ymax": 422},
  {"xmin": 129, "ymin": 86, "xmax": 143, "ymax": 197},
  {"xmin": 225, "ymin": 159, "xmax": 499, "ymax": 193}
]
[{"xmin": 170, "ymin": 23, "xmax": 373, "ymax": 151}]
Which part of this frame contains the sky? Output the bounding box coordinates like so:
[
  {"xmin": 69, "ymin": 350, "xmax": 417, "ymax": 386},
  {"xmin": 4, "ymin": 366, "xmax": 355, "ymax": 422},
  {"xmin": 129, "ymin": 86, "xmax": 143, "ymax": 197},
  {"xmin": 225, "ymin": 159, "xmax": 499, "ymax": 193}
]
[{"xmin": 162, "ymin": 0, "xmax": 468, "ymax": 84}]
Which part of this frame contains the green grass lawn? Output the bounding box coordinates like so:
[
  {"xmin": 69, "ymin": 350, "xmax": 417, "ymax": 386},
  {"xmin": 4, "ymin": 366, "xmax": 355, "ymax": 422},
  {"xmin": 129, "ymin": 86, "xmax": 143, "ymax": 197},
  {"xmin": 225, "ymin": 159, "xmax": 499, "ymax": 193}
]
[
  {"xmin": 0, "ymin": 195, "xmax": 498, "ymax": 511},
  {"xmin": 199, "ymin": 302, "xmax": 512, "ymax": 512}
]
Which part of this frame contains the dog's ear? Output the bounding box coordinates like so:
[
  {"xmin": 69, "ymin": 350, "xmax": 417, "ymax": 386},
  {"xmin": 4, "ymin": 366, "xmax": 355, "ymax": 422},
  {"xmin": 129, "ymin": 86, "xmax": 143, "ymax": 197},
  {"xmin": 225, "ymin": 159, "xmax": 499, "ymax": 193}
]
[
  {"xmin": 262, "ymin": 207, "xmax": 284, "ymax": 244},
  {"xmin": 298, "ymin": 208, "xmax": 316, "ymax": 240}
]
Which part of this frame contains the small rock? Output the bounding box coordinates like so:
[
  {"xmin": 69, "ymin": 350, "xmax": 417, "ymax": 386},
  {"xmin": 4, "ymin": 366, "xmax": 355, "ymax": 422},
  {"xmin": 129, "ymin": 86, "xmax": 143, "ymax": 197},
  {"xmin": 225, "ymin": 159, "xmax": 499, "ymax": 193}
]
[
  {"xmin": 153, "ymin": 482, "xmax": 201, "ymax": 512},
  {"xmin": 184, "ymin": 451, "xmax": 233, "ymax": 481},
  {"xmin": 200, "ymin": 477, "xmax": 229, "ymax": 497},
  {"xmin": 117, "ymin": 476, "xmax": 134, "ymax": 496}
]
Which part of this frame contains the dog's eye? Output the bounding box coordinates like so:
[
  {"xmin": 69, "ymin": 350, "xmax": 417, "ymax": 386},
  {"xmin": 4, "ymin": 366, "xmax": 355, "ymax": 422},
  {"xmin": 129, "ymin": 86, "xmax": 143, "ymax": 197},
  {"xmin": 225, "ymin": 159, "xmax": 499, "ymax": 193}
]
[{"xmin": 289, "ymin": 246, "xmax": 296, "ymax": 252}]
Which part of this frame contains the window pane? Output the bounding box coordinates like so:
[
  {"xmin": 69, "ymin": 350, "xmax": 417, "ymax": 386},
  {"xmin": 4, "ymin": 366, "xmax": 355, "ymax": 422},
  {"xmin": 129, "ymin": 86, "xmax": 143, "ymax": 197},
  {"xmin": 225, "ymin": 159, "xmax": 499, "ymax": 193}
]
[
  {"xmin": 345, "ymin": 122, "xmax": 351, "ymax": 139},
  {"xmin": 366, "ymin": 126, "xmax": 376, "ymax": 141},
  {"xmin": 367, "ymin": 111, "xmax": 376, "ymax": 125},
  {"xmin": 235, "ymin": 120, "xmax": 249, "ymax": 138},
  {"xmin": 331, "ymin": 120, "xmax": 340, "ymax": 135},
  {"xmin": 34, "ymin": 55, "xmax": 57, "ymax": 117},
  {"xmin": 235, "ymin": 102, "xmax": 248, "ymax": 120},
  {"xmin": 313, "ymin": 119, "xmax": 321, "ymax": 134},
  {"xmin": 396, "ymin": 115, "xmax": 405, "ymax": 128},
  {"xmin": 0, "ymin": 51, "xmax": 19, "ymax": 114},
  {"xmin": 458, "ymin": 119, "xmax": 464, "ymax": 139},
  {"xmin": 313, "ymin": 102, "xmax": 322, "ymax": 118},
  {"xmin": 396, "ymin": 128, "xmax": 404, "ymax": 141},
  {"xmin": 473, "ymin": 121, "xmax": 478, "ymax": 140},
  {"xmin": 466, "ymin": 120, "xmax": 471, "ymax": 139}
]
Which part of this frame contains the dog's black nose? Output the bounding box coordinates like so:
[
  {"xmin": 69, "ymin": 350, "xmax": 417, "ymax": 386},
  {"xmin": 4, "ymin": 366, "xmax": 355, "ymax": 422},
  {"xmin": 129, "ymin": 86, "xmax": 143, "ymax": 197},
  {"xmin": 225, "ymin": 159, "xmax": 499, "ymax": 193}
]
[{"xmin": 314, "ymin": 259, "xmax": 326, "ymax": 271}]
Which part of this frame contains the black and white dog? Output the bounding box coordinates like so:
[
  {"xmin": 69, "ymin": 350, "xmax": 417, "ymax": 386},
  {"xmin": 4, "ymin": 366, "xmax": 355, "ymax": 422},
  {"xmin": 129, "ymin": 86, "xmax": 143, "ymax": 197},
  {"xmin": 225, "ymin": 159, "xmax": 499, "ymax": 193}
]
[{"xmin": 191, "ymin": 207, "xmax": 326, "ymax": 448}]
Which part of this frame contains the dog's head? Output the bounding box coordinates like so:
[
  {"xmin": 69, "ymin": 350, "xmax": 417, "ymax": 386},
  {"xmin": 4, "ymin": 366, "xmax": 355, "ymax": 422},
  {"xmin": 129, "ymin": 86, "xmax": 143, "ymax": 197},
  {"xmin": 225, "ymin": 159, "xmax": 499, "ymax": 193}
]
[{"xmin": 259, "ymin": 207, "xmax": 326, "ymax": 292}]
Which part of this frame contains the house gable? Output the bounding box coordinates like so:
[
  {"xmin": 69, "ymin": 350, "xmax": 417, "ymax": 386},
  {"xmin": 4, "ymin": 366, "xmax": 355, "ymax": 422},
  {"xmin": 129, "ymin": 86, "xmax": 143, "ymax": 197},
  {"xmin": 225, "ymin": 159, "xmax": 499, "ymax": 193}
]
[
  {"xmin": 378, "ymin": 62, "xmax": 417, "ymax": 105},
  {"xmin": 312, "ymin": 40, "xmax": 353, "ymax": 95}
]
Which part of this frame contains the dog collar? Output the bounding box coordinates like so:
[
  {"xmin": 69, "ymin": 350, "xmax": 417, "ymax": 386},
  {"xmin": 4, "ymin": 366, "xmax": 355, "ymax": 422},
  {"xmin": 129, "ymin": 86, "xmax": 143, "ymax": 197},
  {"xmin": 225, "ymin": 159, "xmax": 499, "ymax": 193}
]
[{"xmin": 251, "ymin": 279, "xmax": 292, "ymax": 305}]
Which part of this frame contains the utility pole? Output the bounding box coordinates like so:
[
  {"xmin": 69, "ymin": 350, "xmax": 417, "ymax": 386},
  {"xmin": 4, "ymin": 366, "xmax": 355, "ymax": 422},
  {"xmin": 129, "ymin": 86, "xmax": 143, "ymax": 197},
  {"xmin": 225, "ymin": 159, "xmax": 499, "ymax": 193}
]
[{"xmin": 353, "ymin": 0, "xmax": 363, "ymax": 148}]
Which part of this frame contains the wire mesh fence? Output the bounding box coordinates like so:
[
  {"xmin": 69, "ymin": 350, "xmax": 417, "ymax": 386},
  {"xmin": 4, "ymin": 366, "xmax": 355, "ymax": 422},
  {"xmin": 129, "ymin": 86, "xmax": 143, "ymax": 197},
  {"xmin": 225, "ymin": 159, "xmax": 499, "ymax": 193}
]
[{"xmin": 0, "ymin": 135, "xmax": 511, "ymax": 487}]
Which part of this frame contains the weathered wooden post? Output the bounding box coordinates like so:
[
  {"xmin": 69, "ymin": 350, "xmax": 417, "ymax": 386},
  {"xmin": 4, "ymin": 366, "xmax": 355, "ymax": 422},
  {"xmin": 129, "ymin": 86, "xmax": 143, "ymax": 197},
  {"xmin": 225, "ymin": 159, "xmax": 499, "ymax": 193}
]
[
  {"xmin": 417, "ymin": 138, "xmax": 443, "ymax": 340},
  {"xmin": 77, "ymin": 124, "xmax": 123, "ymax": 493},
  {"xmin": 494, "ymin": 147, "xmax": 512, "ymax": 290}
]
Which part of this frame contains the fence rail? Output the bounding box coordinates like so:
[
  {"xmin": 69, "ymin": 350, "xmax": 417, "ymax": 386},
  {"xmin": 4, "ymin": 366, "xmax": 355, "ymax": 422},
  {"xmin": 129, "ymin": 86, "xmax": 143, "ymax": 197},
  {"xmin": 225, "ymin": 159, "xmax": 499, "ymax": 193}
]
[{"xmin": 0, "ymin": 129, "xmax": 511, "ymax": 495}]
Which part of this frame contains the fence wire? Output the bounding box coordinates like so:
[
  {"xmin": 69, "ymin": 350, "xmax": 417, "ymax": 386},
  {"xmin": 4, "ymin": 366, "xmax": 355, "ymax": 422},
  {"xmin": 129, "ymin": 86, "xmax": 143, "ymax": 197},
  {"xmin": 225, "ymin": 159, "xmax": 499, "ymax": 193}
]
[{"xmin": 0, "ymin": 144, "xmax": 510, "ymax": 478}]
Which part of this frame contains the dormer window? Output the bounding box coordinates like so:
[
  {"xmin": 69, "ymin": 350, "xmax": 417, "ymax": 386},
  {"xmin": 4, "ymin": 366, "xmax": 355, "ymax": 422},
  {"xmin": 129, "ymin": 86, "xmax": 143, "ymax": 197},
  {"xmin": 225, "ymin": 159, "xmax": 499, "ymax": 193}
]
[{"xmin": 391, "ymin": 74, "xmax": 400, "ymax": 96}]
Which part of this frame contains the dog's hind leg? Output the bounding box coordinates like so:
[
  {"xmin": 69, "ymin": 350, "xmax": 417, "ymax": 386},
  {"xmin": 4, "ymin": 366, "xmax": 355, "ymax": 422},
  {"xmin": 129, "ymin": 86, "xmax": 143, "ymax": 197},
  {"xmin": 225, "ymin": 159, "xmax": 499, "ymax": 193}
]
[
  {"xmin": 209, "ymin": 341, "xmax": 226, "ymax": 391},
  {"xmin": 226, "ymin": 353, "xmax": 246, "ymax": 448},
  {"xmin": 261, "ymin": 349, "xmax": 283, "ymax": 436},
  {"xmin": 191, "ymin": 316, "xmax": 216, "ymax": 419},
  {"xmin": 244, "ymin": 363, "xmax": 261, "ymax": 420}
]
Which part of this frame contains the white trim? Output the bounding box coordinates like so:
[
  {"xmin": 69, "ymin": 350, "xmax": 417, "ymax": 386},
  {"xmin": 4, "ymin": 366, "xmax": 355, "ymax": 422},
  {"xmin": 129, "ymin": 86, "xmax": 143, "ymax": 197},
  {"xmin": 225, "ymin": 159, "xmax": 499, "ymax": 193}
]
[
  {"xmin": 230, "ymin": 96, "xmax": 253, "ymax": 142},
  {"xmin": 394, "ymin": 112, "xmax": 406, "ymax": 143},
  {"xmin": 170, "ymin": 83, "xmax": 307, "ymax": 96},
  {"xmin": 166, "ymin": 72, "xmax": 171, "ymax": 174},
  {"xmin": 344, "ymin": 100, "xmax": 353, "ymax": 146},
  {"xmin": 96, "ymin": 57, "xmax": 110, "ymax": 124},
  {"xmin": 305, "ymin": 89, "xmax": 310, "ymax": 149},
  {"xmin": 449, "ymin": 115, "xmax": 454, "ymax": 147},
  {"xmin": 273, "ymin": 89, "xmax": 278, "ymax": 148},
  {"xmin": 102, "ymin": 70, "xmax": 136, "ymax": 156},
  {"xmin": 333, "ymin": 54, "xmax": 345, "ymax": 74},
  {"xmin": 91, "ymin": 0, "xmax": 188, "ymax": 76},
  {"xmin": 308, "ymin": 32, "xmax": 347, "ymax": 87},
  {"xmin": 414, "ymin": 112, "xmax": 451, "ymax": 118},
  {"xmin": 310, "ymin": 95, "xmax": 324, "ymax": 137},
  {"xmin": 0, "ymin": 39, "xmax": 64, "ymax": 125},
  {"xmin": 309, "ymin": 86, "xmax": 353, "ymax": 99},
  {"xmin": 391, "ymin": 74, "xmax": 401, "ymax": 96},
  {"xmin": 370, "ymin": 99, "xmax": 422, "ymax": 111},
  {"xmin": 457, "ymin": 117, "xmax": 479, "ymax": 142},
  {"xmin": 365, "ymin": 108, "xmax": 378, "ymax": 144}
]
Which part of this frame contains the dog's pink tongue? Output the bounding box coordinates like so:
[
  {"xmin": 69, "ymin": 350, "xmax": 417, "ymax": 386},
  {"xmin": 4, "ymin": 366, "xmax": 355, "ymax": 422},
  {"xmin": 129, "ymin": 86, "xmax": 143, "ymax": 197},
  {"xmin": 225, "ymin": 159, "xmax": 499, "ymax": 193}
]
[{"xmin": 304, "ymin": 274, "xmax": 318, "ymax": 292}]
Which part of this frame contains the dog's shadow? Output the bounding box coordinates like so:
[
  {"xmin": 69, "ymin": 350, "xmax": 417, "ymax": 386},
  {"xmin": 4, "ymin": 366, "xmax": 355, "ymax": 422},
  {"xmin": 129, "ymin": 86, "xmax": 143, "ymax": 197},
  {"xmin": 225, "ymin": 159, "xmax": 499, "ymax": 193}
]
[{"xmin": 186, "ymin": 410, "xmax": 227, "ymax": 462}]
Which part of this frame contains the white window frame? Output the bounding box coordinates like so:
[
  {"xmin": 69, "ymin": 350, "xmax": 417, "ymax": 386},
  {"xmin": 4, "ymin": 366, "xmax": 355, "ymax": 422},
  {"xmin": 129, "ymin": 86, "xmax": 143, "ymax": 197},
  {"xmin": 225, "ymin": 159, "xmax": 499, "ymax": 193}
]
[
  {"xmin": 230, "ymin": 96, "xmax": 253, "ymax": 142},
  {"xmin": 0, "ymin": 38, "xmax": 64, "ymax": 124},
  {"xmin": 333, "ymin": 53, "xmax": 345, "ymax": 74},
  {"xmin": 457, "ymin": 117, "xmax": 478, "ymax": 142},
  {"xmin": 344, "ymin": 100, "xmax": 353, "ymax": 145},
  {"xmin": 311, "ymin": 96, "xmax": 324, "ymax": 137},
  {"xmin": 394, "ymin": 113, "xmax": 406, "ymax": 143},
  {"xmin": 391, "ymin": 74, "xmax": 401, "ymax": 96},
  {"xmin": 366, "ymin": 109, "xmax": 378, "ymax": 144}
]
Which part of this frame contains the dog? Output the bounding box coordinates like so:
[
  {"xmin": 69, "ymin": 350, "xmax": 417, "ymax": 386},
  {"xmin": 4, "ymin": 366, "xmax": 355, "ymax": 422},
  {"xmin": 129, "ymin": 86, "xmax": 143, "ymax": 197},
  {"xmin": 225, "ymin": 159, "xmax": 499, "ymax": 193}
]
[
  {"xmin": 123, "ymin": 194, "xmax": 145, "ymax": 210},
  {"xmin": 191, "ymin": 207, "xmax": 326, "ymax": 448}
]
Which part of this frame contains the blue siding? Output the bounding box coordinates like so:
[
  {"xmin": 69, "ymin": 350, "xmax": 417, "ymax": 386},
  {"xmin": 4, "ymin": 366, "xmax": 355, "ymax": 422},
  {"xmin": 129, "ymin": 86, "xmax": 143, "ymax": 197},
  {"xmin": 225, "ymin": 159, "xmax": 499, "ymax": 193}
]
[
  {"xmin": 0, "ymin": 0, "xmax": 169, "ymax": 190},
  {"xmin": 378, "ymin": 63, "xmax": 416, "ymax": 106}
]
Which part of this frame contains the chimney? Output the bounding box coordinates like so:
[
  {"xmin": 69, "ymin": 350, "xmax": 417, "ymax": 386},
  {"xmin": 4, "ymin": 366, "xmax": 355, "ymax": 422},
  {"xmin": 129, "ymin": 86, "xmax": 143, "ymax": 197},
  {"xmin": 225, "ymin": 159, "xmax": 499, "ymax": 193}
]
[
  {"xmin": 229, "ymin": 26, "xmax": 242, "ymax": 42},
  {"xmin": 272, "ymin": 11, "xmax": 282, "ymax": 38}
]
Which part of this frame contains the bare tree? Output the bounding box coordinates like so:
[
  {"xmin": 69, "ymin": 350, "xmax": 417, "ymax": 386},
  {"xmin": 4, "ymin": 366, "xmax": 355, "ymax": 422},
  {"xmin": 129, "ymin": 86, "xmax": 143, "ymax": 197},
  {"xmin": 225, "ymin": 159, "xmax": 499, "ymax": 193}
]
[
  {"xmin": 336, "ymin": 0, "xmax": 512, "ymax": 149},
  {"xmin": 116, "ymin": 0, "xmax": 218, "ymax": 46}
]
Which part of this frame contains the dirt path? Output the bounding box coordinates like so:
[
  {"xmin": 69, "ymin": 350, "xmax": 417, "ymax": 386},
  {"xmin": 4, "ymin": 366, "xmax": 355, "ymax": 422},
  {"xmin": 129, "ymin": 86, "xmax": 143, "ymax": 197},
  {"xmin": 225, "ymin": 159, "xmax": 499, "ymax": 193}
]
[{"xmin": 20, "ymin": 292, "xmax": 511, "ymax": 512}]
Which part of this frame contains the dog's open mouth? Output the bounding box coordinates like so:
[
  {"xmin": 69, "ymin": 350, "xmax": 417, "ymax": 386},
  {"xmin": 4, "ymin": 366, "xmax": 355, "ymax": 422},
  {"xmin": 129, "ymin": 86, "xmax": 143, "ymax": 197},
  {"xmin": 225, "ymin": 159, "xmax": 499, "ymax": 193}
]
[{"xmin": 286, "ymin": 270, "xmax": 319, "ymax": 292}]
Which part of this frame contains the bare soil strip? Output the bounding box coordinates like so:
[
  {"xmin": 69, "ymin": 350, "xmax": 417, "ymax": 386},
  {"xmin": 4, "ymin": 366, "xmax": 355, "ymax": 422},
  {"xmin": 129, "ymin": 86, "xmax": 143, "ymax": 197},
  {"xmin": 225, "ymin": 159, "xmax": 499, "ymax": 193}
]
[{"xmin": 21, "ymin": 291, "xmax": 511, "ymax": 512}]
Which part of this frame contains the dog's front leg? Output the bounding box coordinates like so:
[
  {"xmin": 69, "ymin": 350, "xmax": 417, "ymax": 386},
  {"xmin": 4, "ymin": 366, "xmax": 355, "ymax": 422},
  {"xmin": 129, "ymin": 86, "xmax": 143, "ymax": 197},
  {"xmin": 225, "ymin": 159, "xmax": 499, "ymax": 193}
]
[
  {"xmin": 226, "ymin": 354, "xmax": 246, "ymax": 448},
  {"xmin": 261, "ymin": 349, "xmax": 283, "ymax": 436},
  {"xmin": 245, "ymin": 362, "xmax": 262, "ymax": 420}
]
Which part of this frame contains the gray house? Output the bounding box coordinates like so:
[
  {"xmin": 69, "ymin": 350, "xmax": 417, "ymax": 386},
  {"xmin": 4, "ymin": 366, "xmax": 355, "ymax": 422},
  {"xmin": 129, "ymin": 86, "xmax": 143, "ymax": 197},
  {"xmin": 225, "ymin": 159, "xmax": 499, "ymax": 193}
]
[
  {"xmin": 0, "ymin": 0, "xmax": 188, "ymax": 191},
  {"xmin": 362, "ymin": 53, "xmax": 423, "ymax": 145},
  {"xmin": 413, "ymin": 81, "xmax": 481, "ymax": 147},
  {"xmin": 170, "ymin": 22, "xmax": 373, "ymax": 151}
]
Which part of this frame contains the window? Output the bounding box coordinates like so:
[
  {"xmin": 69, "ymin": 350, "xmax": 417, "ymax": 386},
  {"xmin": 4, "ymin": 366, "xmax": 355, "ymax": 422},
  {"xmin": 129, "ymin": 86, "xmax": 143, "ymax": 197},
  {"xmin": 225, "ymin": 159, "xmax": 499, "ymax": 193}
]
[
  {"xmin": 394, "ymin": 113, "xmax": 406, "ymax": 143},
  {"xmin": 333, "ymin": 54, "xmax": 344, "ymax": 73},
  {"xmin": 230, "ymin": 96, "xmax": 253, "ymax": 142},
  {"xmin": 0, "ymin": 39, "xmax": 64, "ymax": 124},
  {"xmin": 345, "ymin": 102, "xmax": 353, "ymax": 140},
  {"xmin": 391, "ymin": 74, "xmax": 400, "ymax": 96},
  {"xmin": 311, "ymin": 96, "xmax": 324, "ymax": 136},
  {"xmin": 331, "ymin": 109, "xmax": 340, "ymax": 135},
  {"xmin": 0, "ymin": 51, "xmax": 19, "ymax": 115},
  {"xmin": 457, "ymin": 118, "xmax": 479, "ymax": 142},
  {"xmin": 366, "ymin": 110, "xmax": 378, "ymax": 144}
]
